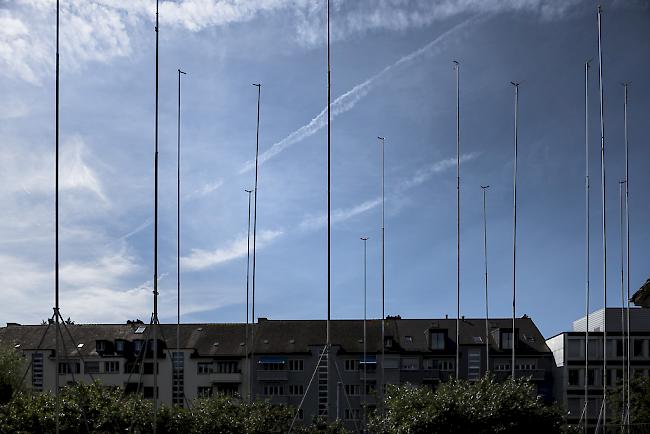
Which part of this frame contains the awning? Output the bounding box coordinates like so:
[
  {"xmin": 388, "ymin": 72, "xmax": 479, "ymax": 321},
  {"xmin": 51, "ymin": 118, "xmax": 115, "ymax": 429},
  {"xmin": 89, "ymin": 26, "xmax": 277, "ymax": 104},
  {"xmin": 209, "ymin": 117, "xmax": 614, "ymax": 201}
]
[
  {"xmin": 359, "ymin": 355, "xmax": 377, "ymax": 364},
  {"xmin": 258, "ymin": 356, "xmax": 288, "ymax": 364}
]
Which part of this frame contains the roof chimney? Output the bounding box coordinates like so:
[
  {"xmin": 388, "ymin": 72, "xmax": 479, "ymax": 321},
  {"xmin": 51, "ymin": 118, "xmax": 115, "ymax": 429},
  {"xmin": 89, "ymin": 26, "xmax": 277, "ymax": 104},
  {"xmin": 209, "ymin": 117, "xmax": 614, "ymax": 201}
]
[{"xmin": 6, "ymin": 322, "xmax": 20, "ymax": 327}]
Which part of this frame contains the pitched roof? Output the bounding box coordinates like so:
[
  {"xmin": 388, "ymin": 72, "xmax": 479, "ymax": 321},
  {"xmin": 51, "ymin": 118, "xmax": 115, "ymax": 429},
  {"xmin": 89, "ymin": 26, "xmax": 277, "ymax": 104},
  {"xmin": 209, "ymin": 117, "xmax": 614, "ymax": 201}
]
[{"xmin": 0, "ymin": 317, "xmax": 550, "ymax": 357}]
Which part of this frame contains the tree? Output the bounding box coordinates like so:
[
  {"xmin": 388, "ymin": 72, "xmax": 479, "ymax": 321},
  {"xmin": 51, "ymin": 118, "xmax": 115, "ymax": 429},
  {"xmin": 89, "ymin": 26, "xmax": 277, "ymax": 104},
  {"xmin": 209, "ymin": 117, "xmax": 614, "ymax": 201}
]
[
  {"xmin": 609, "ymin": 375, "xmax": 650, "ymax": 427},
  {"xmin": 369, "ymin": 375, "xmax": 565, "ymax": 434},
  {"xmin": 0, "ymin": 343, "xmax": 25, "ymax": 404}
]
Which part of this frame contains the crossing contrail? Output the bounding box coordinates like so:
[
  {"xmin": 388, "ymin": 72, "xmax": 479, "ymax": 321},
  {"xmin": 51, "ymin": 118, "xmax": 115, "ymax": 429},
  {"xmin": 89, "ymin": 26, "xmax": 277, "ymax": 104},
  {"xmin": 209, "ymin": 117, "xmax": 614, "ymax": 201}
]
[{"xmin": 239, "ymin": 14, "xmax": 484, "ymax": 173}]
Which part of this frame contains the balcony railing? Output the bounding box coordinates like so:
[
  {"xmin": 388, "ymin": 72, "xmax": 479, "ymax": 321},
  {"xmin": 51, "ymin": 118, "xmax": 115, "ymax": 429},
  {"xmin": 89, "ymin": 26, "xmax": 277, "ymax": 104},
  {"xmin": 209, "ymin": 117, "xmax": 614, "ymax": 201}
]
[{"xmin": 210, "ymin": 372, "xmax": 242, "ymax": 383}]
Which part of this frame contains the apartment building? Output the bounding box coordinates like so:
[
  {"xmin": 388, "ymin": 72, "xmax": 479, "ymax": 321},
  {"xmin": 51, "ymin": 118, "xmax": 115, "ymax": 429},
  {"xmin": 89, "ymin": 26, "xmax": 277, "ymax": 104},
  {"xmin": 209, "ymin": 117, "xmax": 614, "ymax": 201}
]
[
  {"xmin": 545, "ymin": 307, "xmax": 650, "ymax": 428},
  {"xmin": 0, "ymin": 316, "xmax": 555, "ymax": 428}
]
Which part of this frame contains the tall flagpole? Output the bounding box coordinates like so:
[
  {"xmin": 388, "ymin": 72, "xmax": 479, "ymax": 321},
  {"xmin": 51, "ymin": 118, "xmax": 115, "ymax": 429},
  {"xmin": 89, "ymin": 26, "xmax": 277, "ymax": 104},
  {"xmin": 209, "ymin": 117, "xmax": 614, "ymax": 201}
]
[
  {"xmin": 481, "ymin": 185, "xmax": 490, "ymax": 372},
  {"xmin": 251, "ymin": 82, "xmax": 261, "ymax": 401},
  {"xmin": 510, "ymin": 81, "xmax": 520, "ymax": 380},
  {"xmin": 596, "ymin": 7, "xmax": 608, "ymax": 429},
  {"xmin": 54, "ymin": 1, "xmax": 60, "ymax": 432},
  {"xmin": 623, "ymin": 82, "xmax": 631, "ymax": 429},
  {"xmin": 361, "ymin": 236, "xmax": 369, "ymax": 431},
  {"xmin": 176, "ymin": 68, "xmax": 186, "ymax": 400},
  {"xmin": 453, "ymin": 60, "xmax": 461, "ymax": 380},
  {"xmin": 618, "ymin": 180, "xmax": 626, "ymax": 428},
  {"xmin": 583, "ymin": 59, "xmax": 591, "ymax": 434},
  {"xmin": 378, "ymin": 135, "xmax": 385, "ymax": 399},
  {"xmin": 245, "ymin": 189, "xmax": 253, "ymax": 402},
  {"xmin": 326, "ymin": 0, "xmax": 332, "ymax": 418},
  {"xmin": 153, "ymin": 0, "xmax": 160, "ymax": 430}
]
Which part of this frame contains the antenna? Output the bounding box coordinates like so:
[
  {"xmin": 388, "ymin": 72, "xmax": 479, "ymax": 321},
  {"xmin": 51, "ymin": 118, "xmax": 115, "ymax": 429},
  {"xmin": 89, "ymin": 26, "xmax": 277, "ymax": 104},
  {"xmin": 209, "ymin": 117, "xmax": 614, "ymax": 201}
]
[
  {"xmin": 453, "ymin": 60, "xmax": 461, "ymax": 380},
  {"xmin": 481, "ymin": 185, "xmax": 490, "ymax": 372},
  {"xmin": 250, "ymin": 82, "xmax": 261, "ymax": 402},
  {"xmin": 326, "ymin": 0, "xmax": 332, "ymax": 418},
  {"xmin": 360, "ymin": 235, "xmax": 369, "ymax": 431},
  {"xmin": 618, "ymin": 179, "xmax": 627, "ymax": 429},
  {"xmin": 511, "ymin": 81, "xmax": 520, "ymax": 380}
]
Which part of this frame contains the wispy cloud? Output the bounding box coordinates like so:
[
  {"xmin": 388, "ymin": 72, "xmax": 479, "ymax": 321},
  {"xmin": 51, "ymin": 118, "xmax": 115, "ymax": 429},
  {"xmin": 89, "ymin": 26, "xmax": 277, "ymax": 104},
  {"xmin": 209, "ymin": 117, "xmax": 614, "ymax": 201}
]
[
  {"xmin": 181, "ymin": 229, "xmax": 283, "ymax": 271},
  {"xmin": 239, "ymin": 14, "xmax": 482, "ymax": 173},
  {"xmin": 398, "ymin": 152, "xmax": 480, "ymax": 191},
  {"xmin": 299, "ymin": 198, "xmax": 382, "ymax": 231},
  {"xmin": 297, "ymin": 153, "xmax": 479, "ymax": 231},
  {"xmin": 186, "ymin": 179, "xmax": 223, "ymax": 200}
]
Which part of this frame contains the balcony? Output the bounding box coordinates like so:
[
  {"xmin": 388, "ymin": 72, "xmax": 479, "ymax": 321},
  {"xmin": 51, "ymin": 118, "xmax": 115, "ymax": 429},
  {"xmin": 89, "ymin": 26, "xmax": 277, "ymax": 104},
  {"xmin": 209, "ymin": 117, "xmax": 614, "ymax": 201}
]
[
  {"xmin": 359, "ymin": 370, "xmax": 376, "ymax": 381},
  {"xmin": 494, "ymin": 369, "xmax": 546, "ymax": 381},
  {"xmin": 257, "ymin": 370, "xmax": 289, "ymax": 382},
  {"xmin": 211, "ymin": 372, "xmax": 242, "ymax": 383}
]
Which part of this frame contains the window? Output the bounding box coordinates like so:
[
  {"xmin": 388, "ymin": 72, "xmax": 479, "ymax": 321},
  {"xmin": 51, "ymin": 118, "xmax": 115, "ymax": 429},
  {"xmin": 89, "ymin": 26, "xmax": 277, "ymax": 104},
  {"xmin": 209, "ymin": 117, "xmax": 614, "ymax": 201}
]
[
  {"xmin": 423, "ymin": 358, "xmax": 435, "ymax": 370},
  {"xmin": 115, "ymin": 340, "xmax": 125, "ymax": 353},
  {"xmin": 288, "ymin": 359, "xmax": 304, "ymax": 371},
  {"xmin": 31, "ymin": 353, "xmax": 43, "ymax": 390},
  {"xmin": 568, "ymin": 369, "xmax": 581, "ymax": 386},
  {"xmin": 263, "ymin": 385, "xmax": 284, "ymax": 396},
  {"xmin": 197, "ymin": 386, "xmax": 212, "ymax": 398},
  {"xmin": 400, "ymin": 358, "xmax": 418, "ymax": 371},
  {"xmin": 501, "ymin": 332, "xmax": 513, "ymax": 350},
  {"xmin": 172, "ymin": 353, "xmax": 185, "ymax": 406},
  {"xmin": 467, "ymin": 350, "xmax": 481, "ymax": 380},
  {"xmin": 259, "ymin": 359, "xmax": 286, "ymax": 370},
  {"xmin": 104, "ymin": 361, "xmax": 120, "ymax": 373},
  {"xmin": 616, "ymin": 340, "xmax": 624, "ymax": 357},
  {"xmin": 144, "ymin": 362, "xmax": 158, "ymax": 375},
  {"xmin": 567, "ymin": 339, "xmax": 582, "ymax": 358},
  {"xmin": 384, "ymin": 358, "xmax": 399, "ymax": 369},
  {"xmin": 344, "ymin": 409, "xmax": 361, "ymax": 420},
  {"xmin": 96, "ymin": 341, "xmax": 106, "ymax": 353},
  {"xmin": 197, "ymin": 362, "xmax": 212, "ymax": 375},
  {"xmin": 405, "ymin": 336, "xmax": 414, "ymax": 343},
  {"xmin": 384, "ymin": 337, "xmax": 394, "ymax": 348},
  {"xmin": 495, "ymin": 362, "xmax": 510, "ymax": 372},
  {"xmin": 84, "ymin": 361, "xmax": 100, "ymax": 374},
  {"xmin": 344, "ymin": 384, "xmax": 361, "ymax": 396},
  {"xmin": 587, "ymin": 368, "xmax": 597, "ymax": 386},
  {"xmin": 344, "ymin": 359, "xmax": 359, "ymax": 372},
  {"xmin": 144, "ymin": 387, "xmax": 158, "ymax": 399},
  {"xmin": 133, "ymin": 340, "xmax": 144, "ymax": 354},
  {"xmin": 430, "ymin": 332, "xmax": 445, "ymax": 350},
  {"xmin": 215, "ymin": 361, "xmax": 239, "ymax": 374},
  {"xmin": 633, "ymin": 339, "xmax": 646, "ymax": 358},
  {"xmin": 438, "ymin": 360, "xmax": 454, "ymax": 371},
  {"xmin": 365, "ymin": 382, "xmax": 376, "ymax": 395},
  {"xmin": 515, "ymin": 362, "xmax": 537, "ymax": 371},
  {"xmin": 58, "ymin": 361, "xmax": 80, "ymax": 375},
  {"xmin": 289, "ymin": 384, "xmax": 304, "ymax": 395}
]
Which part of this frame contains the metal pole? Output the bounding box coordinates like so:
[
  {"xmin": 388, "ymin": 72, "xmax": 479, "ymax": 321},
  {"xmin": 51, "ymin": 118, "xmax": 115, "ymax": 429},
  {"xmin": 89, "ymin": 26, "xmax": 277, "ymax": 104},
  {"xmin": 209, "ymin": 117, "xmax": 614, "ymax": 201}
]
[
  {"xmin": 251, "ymin": 82, "xmax": 261, "ymax": 401},
  {"xmin": 583, "ymin": 59, "xmax": 591, "ymax": 434},
  {"xmin": 326, "ymin": 0, "xmax": 332, "ymax": 418},
  {"xmin": 619, "ymin": 180, "xmax": 626, "ymax": 429},
  {"xmin": 481, "ymin": 185, "xmax": 490, "ymax": 373},
  {"xmin": 597, "ymin": 7, "xmax": 608, "ymax": 429},
  {"xmin": 453, "ymin": 60, "xmax": 461, "ymax": 380},
  {"xmin": 153, "ymin": 0, "xmax": 160, "ymax": 429},
  {"xmin": 510, "ymin": 81, "xmax": 520, "ymax": 380},
  {"xmin": 623, "ymin": 82, "xmax": 631, "ymax": 430},
  {"xmin": 176, "ymin": 68, "xmax": 186, "ymax": 402},
  {"xmin": 361, "ymin": 236, "xmax": 368, "ymax": 431},
  {"xmin": 245, "ymin": 189, "xmax": 253, "ymax": 402},
  {"xmin": 378, "ymin": 135, "xmax": 385, "ymax": 399},
  {"xmin": 54, "ymin": 1, "xmax": 60, "ymax": 432}
]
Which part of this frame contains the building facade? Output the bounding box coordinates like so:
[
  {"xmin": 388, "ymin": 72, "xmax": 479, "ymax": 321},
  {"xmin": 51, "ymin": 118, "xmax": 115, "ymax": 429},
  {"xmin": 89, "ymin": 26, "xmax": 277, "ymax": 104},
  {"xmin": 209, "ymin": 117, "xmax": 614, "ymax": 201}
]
[
  {"xmin": 545, "ymin": 307, "xmax": 650, "ymax": 429},
  {"xmin": 1, "ymin": 316, "xmax": 555, "ymax": 429}
]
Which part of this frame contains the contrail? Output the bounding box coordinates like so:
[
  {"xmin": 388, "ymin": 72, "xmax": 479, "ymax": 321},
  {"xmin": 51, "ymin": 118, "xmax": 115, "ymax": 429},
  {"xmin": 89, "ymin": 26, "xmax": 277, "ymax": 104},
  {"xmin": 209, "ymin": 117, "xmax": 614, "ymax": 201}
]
[{"xmin": 239, "ymin": 14, "xmax": 484, "ymax": 173}]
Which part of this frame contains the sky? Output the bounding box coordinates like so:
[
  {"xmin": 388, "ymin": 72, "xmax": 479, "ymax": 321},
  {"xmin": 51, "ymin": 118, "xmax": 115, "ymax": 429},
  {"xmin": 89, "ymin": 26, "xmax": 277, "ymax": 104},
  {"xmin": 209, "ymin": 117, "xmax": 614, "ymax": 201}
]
[{"xmin": 0, "ymin": 0, "xmax": 648, "ymax": 339}]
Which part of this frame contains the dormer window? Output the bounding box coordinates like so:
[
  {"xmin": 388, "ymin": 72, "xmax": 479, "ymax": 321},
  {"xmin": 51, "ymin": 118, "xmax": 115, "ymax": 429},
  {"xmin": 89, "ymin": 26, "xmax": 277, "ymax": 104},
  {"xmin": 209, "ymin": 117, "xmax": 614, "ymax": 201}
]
[
  {"xmin": 500, "ymin": 331, "xmax": 514, "ymax": 350},
  {"xmin": 133, "ymin": 340, "xmax": 144, "ymax": 354},
  {"xmin": 430, "ymin": 331, "xmax": 445, "ymax": 350},
  {"xmin": 96, "ymin": 340, "xmax": 106, "ymax": 353},
  {"xmin": 115, "ymin": 340, "xmax": 125, "ymax": 353},
  {"xmin": 384, "ymin": 337, "xmax": 394, "ymax": 348}
]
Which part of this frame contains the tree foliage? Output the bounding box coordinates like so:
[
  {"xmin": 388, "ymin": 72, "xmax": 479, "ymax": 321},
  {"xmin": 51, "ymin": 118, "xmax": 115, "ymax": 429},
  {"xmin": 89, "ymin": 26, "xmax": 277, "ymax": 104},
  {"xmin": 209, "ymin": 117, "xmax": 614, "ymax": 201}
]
[
  {"xmin": 0, "ymin": 343, "xmax": 25, "ymax": 404},
  {"xmin": 368, "ymin": 375, "xmax": 565, "ymax": 434},
  {"xmin": 609, "ymin": 375, "xmax": 650, "ymax": 426},
  {"xmin": 0, "ymin": 381, "xmax": 351, "ymax": 434}
]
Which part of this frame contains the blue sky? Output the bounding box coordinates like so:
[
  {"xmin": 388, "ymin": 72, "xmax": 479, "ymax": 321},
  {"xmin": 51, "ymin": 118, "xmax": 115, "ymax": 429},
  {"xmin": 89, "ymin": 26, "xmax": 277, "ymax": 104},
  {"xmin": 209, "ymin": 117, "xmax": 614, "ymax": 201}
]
[{"xmin": 0, "ymin": 0, "xmax": 648, "ymax": 339}]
